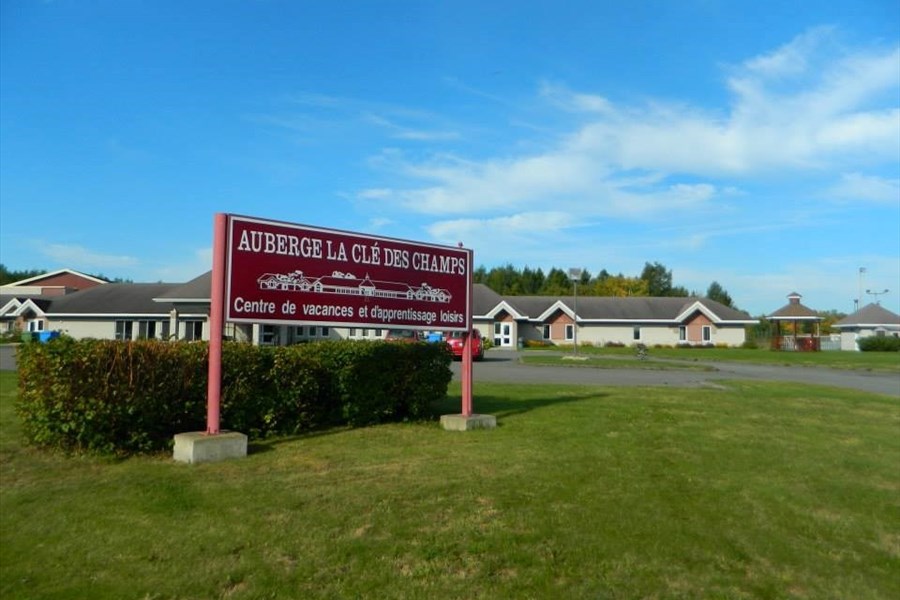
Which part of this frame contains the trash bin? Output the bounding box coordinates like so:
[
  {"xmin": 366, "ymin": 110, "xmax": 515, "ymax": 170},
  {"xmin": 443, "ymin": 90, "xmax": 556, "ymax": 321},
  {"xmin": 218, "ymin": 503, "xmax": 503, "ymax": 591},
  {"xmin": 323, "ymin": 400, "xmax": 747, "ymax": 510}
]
[
  {"xmin": 38, "ymin": 331, "xmax": 60, "ymax": 343},
  {"xmin": 20, "ymin": 331, "xmax": 36, "ymax": 343}
]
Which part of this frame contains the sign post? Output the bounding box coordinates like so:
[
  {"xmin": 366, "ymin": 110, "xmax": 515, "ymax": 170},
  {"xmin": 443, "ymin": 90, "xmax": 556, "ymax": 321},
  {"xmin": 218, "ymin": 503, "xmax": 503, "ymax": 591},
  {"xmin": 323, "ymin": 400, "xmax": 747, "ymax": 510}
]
[{"xmin": 173, "ymin": 213, "xmax": 248, "ymax": 463}]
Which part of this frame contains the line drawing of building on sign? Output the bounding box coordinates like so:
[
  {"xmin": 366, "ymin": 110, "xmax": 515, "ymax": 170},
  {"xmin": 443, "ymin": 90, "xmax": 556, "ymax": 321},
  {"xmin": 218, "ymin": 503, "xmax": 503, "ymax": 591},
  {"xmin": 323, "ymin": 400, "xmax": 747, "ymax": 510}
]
[{"xmin": 257, "ymin": 271, "xmax": 452, "ymax": 303}]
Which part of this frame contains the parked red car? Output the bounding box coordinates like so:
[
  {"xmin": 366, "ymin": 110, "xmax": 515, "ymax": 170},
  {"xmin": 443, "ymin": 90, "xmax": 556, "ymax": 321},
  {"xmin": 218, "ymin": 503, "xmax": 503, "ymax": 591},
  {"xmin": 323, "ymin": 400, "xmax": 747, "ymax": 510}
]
[{"xmin": 445, "ymin": 329, "xmax": 484, "ymax": 361}]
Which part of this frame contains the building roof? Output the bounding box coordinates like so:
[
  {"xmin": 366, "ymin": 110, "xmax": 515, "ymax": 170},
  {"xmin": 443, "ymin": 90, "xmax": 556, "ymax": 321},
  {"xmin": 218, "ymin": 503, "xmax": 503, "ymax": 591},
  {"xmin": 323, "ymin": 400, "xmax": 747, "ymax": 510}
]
[
  {"xmin": 834, "ymin": 303, "xmax": 900, "ymax": 328},
  {"xmin": 768, "ymin": 292, "xmax": 820, "ymax": 320},
  {"xmin": 472, "ymin": 284, "xmax": 503, "ymax": 314},
  {"xmin": 482, "ymin": 294, "xmax": 755, "ymax": 323},
  {"xmin": 155, "ymin": 271, "xmax": 212, "ymax": 303},
  {"xmin": 46, "ymin": 283, "xmax": 183, "ymax": 316},
  {"xmin": 1, "ymin": 268, "xmax": 108, "ymax": 288}
]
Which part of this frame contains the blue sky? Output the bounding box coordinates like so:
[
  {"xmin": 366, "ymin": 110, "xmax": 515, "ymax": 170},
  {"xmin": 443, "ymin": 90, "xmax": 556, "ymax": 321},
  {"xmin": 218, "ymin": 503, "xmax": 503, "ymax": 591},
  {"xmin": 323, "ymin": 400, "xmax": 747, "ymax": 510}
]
[{"xmin": 1, "ymin": 0, "xmax": 898, "ymax": 316}]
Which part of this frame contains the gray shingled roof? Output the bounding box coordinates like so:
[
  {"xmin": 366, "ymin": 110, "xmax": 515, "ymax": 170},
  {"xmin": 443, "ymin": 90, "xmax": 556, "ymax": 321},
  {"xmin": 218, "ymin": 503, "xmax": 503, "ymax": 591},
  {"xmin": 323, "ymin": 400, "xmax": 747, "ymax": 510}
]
[
  {"xmin": 485, "ymin": 295, "xmax": 754, "ymax": 323},
  {"xmin": 155, "ymin": 271, "xmax": 212, "ymax": 302},
  {"xmin": 834, "ymin": 303, "xmax": 900, "ymax": 328},
  {"xmin": 472, "ymin": 284, "xmax": 503, "ymax": 315},
  {"xmin": 47, "ymin": 283, "xmax": 180, "ymax": 315}
]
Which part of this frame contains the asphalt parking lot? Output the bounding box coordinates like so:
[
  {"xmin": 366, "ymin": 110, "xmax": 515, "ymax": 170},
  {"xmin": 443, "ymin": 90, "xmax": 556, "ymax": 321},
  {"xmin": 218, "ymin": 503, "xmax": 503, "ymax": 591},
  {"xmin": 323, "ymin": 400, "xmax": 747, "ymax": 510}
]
[
  {"xmin": 452, "ymin": 349, "xmax": 900, "ymax": 397},
  {"xmin": 4, "ymin": 344, "xmax": 898, "ymax": 397}
]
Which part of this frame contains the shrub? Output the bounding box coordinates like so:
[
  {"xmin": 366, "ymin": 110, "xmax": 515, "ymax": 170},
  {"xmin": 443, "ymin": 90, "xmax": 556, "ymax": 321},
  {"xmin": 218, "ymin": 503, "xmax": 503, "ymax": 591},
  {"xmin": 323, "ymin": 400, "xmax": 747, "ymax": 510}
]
[
  {"xmin": 16, "ymin": 338, "xmax": 452, "ymax": 455},
  {"xmin": 524, "ymin": 339, "xmax": 552, "ymax": 348},
  {"xmin": 604, "ymin": 341, "xmax": 626, "ymax": 348},
  {"xmin": 857, "ymin": 335, "xmax": 900, "ymax": 352}
]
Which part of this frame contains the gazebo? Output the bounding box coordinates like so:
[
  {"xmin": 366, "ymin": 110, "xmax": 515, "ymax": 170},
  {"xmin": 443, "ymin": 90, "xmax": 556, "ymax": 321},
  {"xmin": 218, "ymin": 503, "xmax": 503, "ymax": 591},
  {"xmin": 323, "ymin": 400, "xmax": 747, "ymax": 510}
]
[{"xmin": 768, "ymin": 292, "xmax": 822, "ymax": 351}]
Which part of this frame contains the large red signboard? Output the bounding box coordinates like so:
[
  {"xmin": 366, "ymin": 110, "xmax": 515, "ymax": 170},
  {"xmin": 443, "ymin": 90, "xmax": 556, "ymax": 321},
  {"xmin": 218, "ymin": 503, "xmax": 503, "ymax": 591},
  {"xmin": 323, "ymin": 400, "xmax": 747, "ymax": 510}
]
[{"xmin": 225, "ymin": 215, "xmax": 472, "ymax": 331}]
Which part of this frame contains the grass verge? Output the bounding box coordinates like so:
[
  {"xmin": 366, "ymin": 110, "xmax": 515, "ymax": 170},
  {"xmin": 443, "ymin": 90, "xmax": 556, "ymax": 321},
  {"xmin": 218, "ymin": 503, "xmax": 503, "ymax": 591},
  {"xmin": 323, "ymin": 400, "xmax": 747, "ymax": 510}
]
[
  {"xmin": 526, "ymin": 345, "xmax": 900, "ymax": 373},
  {"xmin": 2, "ymin": 371, "xmax": 899, "ymax": 599}
]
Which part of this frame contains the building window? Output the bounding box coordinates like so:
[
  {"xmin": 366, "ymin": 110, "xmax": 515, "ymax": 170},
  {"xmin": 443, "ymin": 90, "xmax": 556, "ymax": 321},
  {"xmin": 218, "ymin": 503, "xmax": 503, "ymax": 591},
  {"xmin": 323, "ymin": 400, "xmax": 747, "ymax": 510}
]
[
  {"xmin": 374, "ymin": 329, "xmax": 382, "ymax": 337},
  {"xmin": 542, "ymin": 324, "xmax": 551, "ymax": 340},
  {"xmin": 349, "ymin": 328, "xmax": 357, "ymax": 337},
  {"xmin": 161, "ymin": 321, "xmax": 171, "ymax": 339},
  {"xmin": 633, "ymin": 326, "xmax": 641, "ymax": 341},
  {"xmin": 184, "ymin": 321, "xmax": 204, "ymax": 341},
  {"xmin": 137, "ymin": 321, "xmax": 158, "ymax": 339},
  {"xmin": 679, "ymin": 326, "xmax": 687, "ymax": 341},
  {"xmin": 702, "ymin": 326, "xmax": 712, "ymax": 342},
  {"xmin": 320, "ymin": 327, "xmax": 329, "ymax": 337},
  {"xmin": 115, "ymin": 320, "xmax": 133, "ymax": 340},
  {"xmin": 27, "ymin": 319, "xmax": 45, "ymax": 332},
  {"xmin": 565, "ymin": 324, "xmax": 574, "ymax": 341}
]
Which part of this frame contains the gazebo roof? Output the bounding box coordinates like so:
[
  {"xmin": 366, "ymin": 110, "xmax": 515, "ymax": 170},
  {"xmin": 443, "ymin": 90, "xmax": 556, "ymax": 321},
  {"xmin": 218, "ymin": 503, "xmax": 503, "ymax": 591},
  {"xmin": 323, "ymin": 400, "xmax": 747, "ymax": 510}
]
[{"xmin": 768, "ymin": 292, "xmax": 821, "ymax": 321}]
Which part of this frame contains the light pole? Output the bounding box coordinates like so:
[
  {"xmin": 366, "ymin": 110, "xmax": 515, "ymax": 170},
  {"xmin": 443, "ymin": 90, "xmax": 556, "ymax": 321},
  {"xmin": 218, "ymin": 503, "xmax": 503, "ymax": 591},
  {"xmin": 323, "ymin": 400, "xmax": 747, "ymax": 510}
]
[
  {"xmin": 866, "ymin": 288, "xmax": 890, "ymax": 305},
  {"xmin": 858, "ymin": 267, "xmax": 866, "ymax": 310},
  {"xmin": 568, "ymin": 268, "xmax": 582, "ymax": 355}
]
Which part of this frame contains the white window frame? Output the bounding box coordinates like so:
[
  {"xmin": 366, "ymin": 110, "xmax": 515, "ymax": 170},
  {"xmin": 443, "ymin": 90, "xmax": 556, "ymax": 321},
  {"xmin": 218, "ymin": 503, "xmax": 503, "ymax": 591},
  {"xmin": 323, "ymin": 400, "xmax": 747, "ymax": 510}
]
[
  {"xmin": 115, "ymin": 320, "xmax": 133, "ymax": 340},
  {"xmin": 542, "ymin": 324, "xmax": 551, "ymax": 340},
  {"xmin": 184, "ymin": 321, "xmax": 204, "ymax": 342},
  {"xmin": 679, "ymin": 326, "xmax": 687, "ymax": 341},
  {"xmin": 702, "ymin": 325, "xmax": 712, "ymax": 342},
  {"xmin": 633, "ymin": 326, "xmax": 641, "ymax": 341},
  {"xmin": 565, "ymin": 324, "xmax": 574, "ymax": 341}
]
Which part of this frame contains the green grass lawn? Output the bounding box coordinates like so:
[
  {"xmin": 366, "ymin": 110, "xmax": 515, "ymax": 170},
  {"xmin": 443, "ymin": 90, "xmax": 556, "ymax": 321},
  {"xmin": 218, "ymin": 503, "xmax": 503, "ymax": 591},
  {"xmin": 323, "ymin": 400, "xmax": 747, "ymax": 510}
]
[
  {"xmin": 526, "ymin": 345, "xmax": 900, "ymax": 373},
  {"xmin": 2, "ymin": 371, "xmax": 899, "ymax": 599}
]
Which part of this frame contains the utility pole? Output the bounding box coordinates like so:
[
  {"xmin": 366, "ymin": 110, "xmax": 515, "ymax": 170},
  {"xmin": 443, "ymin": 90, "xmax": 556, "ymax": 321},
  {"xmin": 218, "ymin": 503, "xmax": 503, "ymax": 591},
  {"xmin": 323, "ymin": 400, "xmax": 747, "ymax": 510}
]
[{"xmin": 568, "ymin": 268, "xmax": 583, "ymax": 355}]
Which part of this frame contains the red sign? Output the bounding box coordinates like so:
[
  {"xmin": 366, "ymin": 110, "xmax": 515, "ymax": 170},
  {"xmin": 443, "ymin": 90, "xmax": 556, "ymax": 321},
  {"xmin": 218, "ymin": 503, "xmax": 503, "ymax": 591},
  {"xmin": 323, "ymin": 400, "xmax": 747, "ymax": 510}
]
[{"xmin": 224, "ymin": 215, "xmax": 472, "ymax": 331}]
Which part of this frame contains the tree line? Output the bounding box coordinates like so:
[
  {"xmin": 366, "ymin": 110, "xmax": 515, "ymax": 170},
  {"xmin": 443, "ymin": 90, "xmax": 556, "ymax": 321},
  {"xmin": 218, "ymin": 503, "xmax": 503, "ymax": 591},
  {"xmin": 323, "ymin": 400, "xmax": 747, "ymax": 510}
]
[{"xmin": 474, "ymin": 261, "xmax": 736, "ymax": 308}]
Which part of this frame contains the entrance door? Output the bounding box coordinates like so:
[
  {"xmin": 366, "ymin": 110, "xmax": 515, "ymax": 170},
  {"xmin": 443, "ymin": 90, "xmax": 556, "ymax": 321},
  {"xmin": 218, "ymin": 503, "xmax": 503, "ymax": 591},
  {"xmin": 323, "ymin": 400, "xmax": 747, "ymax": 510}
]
[{"xmin": 493, "ymin": 322, "xmax": 513, "ymax": 347}]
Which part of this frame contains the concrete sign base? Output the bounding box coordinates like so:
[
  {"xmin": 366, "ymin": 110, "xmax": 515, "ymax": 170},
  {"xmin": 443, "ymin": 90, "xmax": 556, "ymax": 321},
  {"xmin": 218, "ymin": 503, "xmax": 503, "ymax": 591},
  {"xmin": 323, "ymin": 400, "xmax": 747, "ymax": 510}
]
[
  {"xmin": 440, "ymin": 413, "xmax": 497, "ymax": 431},
  {"xmin": 173, "ymin": 431, "xmax": 248, "ymax": 464}
]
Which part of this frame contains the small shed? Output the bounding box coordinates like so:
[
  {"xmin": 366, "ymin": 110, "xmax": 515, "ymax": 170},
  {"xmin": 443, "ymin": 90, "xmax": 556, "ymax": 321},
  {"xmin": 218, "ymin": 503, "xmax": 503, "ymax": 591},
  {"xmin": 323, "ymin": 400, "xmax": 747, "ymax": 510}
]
[
  {"xmin": 768, "ymin": 292, "xmax": 822, "ymax": 351},
  {"xmin": 833, "ymin": 303, "xmax": 900, "ymax": 351}
]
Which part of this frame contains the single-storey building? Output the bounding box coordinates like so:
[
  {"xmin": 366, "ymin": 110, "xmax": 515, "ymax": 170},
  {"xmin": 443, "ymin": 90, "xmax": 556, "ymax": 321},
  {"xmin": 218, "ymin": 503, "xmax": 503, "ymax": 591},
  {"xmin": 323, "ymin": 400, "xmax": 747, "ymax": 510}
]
[
  {"xmin": 833, "ymin": 303, "xmax": 900, "ymax": 351},
  {"xmin": 474, "ymin": 292, "xmax": 756, "ymax": 348},
  {"xmin": 1, "ymin": 269, "xmax": 108, "ymax": 335},
  {"xmin": 4, "ymin": 269, "xmax": 757, "ymax": 347}
]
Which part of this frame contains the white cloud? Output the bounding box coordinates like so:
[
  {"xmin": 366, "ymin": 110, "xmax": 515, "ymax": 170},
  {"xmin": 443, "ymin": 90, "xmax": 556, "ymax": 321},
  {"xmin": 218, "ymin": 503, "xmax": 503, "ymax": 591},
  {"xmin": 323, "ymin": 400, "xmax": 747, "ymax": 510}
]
[
  {"xmin": 826, "ymin": 172, "xmax": 900, "ymax": 203},
  {"xmin": 360, "ymin": 28, "xmax": 898, "ymax": 230},
  {"xmin": 38, "ymin": 243, "xmax": 138, "ymax": 270}
]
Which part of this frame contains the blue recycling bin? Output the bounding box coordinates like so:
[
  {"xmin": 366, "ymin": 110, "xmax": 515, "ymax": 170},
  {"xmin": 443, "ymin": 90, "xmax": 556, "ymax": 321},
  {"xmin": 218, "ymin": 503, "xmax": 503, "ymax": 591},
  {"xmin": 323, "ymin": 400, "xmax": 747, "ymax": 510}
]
[{"xmin": 38, "ymin": 331, "xmax": 60, "ymax": 343}]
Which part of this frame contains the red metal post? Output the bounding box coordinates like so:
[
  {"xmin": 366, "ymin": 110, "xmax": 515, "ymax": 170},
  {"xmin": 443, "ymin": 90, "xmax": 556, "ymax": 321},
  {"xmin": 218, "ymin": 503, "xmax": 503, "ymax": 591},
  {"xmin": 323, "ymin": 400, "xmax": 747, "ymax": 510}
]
[
  {"xmin": 460, "ymin": 248, "xmax": 474, "ymax": 416},
  {"xmin": 207, "ymin": 213, "xmax": 228, "ymax": 435}
]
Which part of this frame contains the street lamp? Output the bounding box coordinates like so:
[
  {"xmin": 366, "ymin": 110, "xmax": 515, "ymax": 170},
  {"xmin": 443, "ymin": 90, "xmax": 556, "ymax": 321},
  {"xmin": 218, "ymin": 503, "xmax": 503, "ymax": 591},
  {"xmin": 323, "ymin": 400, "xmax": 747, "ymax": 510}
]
[
  {"xmin": 568, "ymin": 268, "xmax": 583, "ymax": 355},
  {"xmin": 866, "ymin": 288, "xmax": 890, "ymax": 305}
]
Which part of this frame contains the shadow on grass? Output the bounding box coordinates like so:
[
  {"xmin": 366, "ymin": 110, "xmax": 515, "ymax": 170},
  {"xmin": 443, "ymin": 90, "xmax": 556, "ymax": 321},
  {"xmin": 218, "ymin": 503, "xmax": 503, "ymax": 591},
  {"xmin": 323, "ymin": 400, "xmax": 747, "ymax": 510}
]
[
  {"xmin": 247, "ymin": 424, "xmax": 353, "ymax": 455},
  {"xmin": 432, "ymin": 391, "xmax": 605, "ymax": 422},
  {"xmin": 248, "ymin": 390, "xmax": 603, "ymax": 453}
]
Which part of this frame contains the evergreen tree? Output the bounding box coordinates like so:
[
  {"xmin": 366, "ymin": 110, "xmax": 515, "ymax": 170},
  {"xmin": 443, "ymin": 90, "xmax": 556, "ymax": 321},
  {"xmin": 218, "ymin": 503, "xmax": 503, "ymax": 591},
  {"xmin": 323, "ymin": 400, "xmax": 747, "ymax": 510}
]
[{"xmin": 706, "ymin": 281, "xmax": 734, "ymax": 307}]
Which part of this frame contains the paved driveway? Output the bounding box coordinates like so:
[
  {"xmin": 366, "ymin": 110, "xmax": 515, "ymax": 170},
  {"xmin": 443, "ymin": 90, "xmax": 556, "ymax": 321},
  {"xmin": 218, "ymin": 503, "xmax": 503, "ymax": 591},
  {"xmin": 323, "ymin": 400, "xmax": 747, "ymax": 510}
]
[
  {"xmin": 452, "ymin": 349, "xmax": 900, "ymax": 397},
  {"xmin": 0, "ymin": 345, "xmax": 16, "ymax": 372}
]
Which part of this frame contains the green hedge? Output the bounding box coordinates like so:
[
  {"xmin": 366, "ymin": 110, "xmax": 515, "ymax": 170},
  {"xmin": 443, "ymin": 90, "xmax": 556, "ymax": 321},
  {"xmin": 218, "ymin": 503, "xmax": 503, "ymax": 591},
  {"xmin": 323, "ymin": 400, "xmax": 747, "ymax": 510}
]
[
  {"xmin": 16, "ymin": 338, "xmax": 453, "ymax": 455},
  {"xmin": 857, "ymin": 335, "xmax": 900, "ymax": 352}
]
